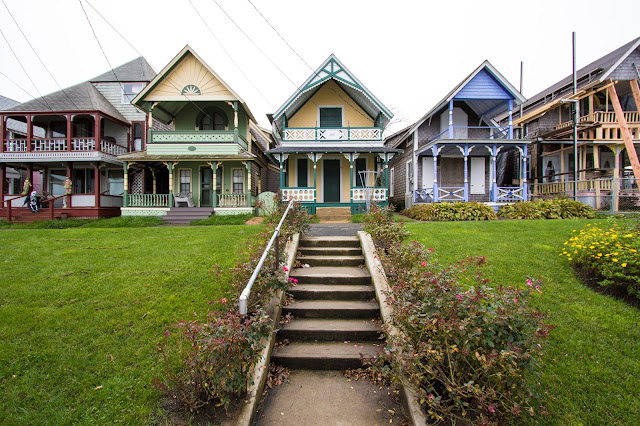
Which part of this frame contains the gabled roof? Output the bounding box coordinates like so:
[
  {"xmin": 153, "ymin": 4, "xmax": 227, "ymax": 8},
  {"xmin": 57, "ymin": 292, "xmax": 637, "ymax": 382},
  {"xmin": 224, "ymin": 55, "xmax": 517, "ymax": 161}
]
[
  {"xmin": 0, "ymin": 95, "xmax": 45, "ymax": 136},
  {"xmin": 132, "ymin": 45, "xmax": 256, "ymax": 123},
  {"xmin": 520, "ymin": 36, "xmax": 640, "ymax": 112},
  {"xmin": 249, "ymin": 122, "xmax": 275, "ymax": 152},
  {"xmin": 2, "ymin": 81, "xmax": 128, "ymax": 122},
  {"xmin": 90, "ymin": 57, "xmax": 156, "ymax": 82},
  {"xmin": 389, "ymin": 61, "xmax": 524, "ymax": 148},
  {"xmin": 272, "ymin": 54, "xmax": 393, "ymax": 129},
  {"xmin": 0, "ymin": 94, "xmax": 19, "ymax": 111}
]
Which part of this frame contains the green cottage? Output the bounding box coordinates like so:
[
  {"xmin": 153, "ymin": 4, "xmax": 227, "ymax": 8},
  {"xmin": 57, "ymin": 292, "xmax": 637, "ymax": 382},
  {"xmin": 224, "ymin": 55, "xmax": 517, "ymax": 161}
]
[{"xmin": 119, "ymin": 45, "xmax": 276, "ymax": 219}]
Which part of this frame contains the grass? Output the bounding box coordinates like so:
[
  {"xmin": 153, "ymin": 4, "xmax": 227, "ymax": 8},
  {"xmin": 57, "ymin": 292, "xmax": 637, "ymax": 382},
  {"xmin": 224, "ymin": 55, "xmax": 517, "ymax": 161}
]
[
  {"xmin": 351, "ymin": 213, "xmax": 416, "ymax": 223},
  {"xmin": 0, "ymin": 216, "xmax": 164, "ymax": 229},
  {"xmin": 405, "ymin": 219, "xmax": 640, "ymax": 425},
  {"xmin": 190, "ymin": 213, "xmax": 254, "ymax": 226},
  {"xmin": 0, "ymin": 225, "xmax": 262, "ymax": 424}
]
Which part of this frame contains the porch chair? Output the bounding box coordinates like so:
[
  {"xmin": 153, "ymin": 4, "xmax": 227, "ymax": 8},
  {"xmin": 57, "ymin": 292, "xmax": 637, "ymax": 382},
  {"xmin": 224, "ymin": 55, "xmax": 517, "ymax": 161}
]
[{"xmin": 174, "ymin": 192, "xmax": 195, "ymax": 207}]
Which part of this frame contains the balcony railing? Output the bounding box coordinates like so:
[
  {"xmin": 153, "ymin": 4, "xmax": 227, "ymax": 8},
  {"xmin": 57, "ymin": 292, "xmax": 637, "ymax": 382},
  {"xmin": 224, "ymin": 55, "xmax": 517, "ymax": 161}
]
[
  {"xmin": 429, "ymin": 126, "xmax": 512, "ymax": 142},
  {"xmin": 150, "ymin": 130, "xmax": 248, "ymax": 150},
  {"xmin": 282, "ymin": 187, "xmax": 316, "ymax": 202},
  {"xmin": 218, "ymin": 193, "xmax": 247, "ymax": 207},
  {"xmin": 3, "ymin": 138, "xmax": 127, "ymax": 156},
  {"xmin": 128, "ymin": 193, "xmax": 169, "ymax": 207},
  {"xmin": 351, "ymin": 187, "xmax": 387, "ymax": 202},
  {"xmin": 283, "ymin": 127, "xmax": 382, "ymax": 142},
  {"xmin": 553, "ymin": 111, "xmax": 640, "ymax": 141}
]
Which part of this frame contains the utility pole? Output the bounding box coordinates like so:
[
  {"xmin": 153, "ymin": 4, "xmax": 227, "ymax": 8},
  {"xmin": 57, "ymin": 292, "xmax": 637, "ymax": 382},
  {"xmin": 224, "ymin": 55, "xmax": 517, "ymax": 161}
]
[{"xmin": 572, "ymin": 32, "xmax": 579, "ymax": 201}]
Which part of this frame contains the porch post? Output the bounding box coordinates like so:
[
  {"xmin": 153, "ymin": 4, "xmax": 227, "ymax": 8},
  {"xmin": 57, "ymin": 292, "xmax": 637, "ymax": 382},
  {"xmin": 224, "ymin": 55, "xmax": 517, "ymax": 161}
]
[
  {"xmin": 123, "ymin": 161, "xmax": 128, "ymax": 207},
  {"xmin": 313, "ymin": 154, "xmax": 317, "ymax": 201},
  {"xmin": 431, "ymin": 144, "xmax": 439, "ymax": 202},
  {"xmin": 0, "ymin": 163, "xmax": 5, "ymax": 205},
  {"xmin": 211, "ymin": 161, "xmax": 217, "ymax": 208},
  {"xmin": 94, "ymin": 114, "xmax": 101, "ymax": 152},
  {"xmin": 66, "ymin": 114, "xmax": 72, "ymax": 152},
  {"xmin": 349, "ymin": 154, "xmax": 354, "ymax": 204},
  {"xmin": 245, "ymin": 161, "xmax": 252, "ymax": 207},
  {"xmin": 233, "ymin": 101, "xmax": 239, "ymax": 143},
  {"xmin": 151, "ymin": 167, "xmax": 157, "ymax": 195},
  {"xmin": 522, "ymin": 144, "xmax": 528, "ymax": 201},
  {"xmin": 448, "ymin": 100, "xmax": 454, "ymax": 139},
  {"xmin": 593, "ymin": 146, "xmax": 602, "ymax": 209},
  {"xmin": 384, "ymin": 155, "xmax": 389, "ymax": 203},
  {"xmin": 613, "ymin": 146, "xmax": 621, "ymax": 212},
  {"xmin": 463, "ymin": 145, "xmax": 469, "ymax": 202},
  {"xmin": 43, "ymin": 165, "xmax": 48, "ymax": 195},
  {"xmin": 94, "ymin": 162, "xmax": 101, "ymax": 208},
  {"xmin": 26, "ymin": 115, "xmax": 32, "ymax": 152},
  {"xmin": 0, "ymin": 115, "xmax": 5, "ymax": 153},
  {"xmin": 491, "ymin": 144, "xmax": 498, "ymax": 202},
  {"xmin": 66, "ymin": 163, "xmax": 73, "ymax": 208},
  {"xmin": 508, "ymin": 100, "xmax": 514, "ymax": 139},
  {"xmin": 167, "ymin": 161, "xmax": 174, "ymax": 208},
  {"xmin": 279, "ymin": 155, "xmax": 285, "ymax": 189}
]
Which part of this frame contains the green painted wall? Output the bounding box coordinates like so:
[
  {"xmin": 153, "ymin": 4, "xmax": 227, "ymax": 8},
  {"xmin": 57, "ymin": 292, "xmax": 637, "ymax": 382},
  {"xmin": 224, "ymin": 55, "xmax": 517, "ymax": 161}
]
[
  {"xmin": 170, "ymin": 160, "xmax": 252, "ymax": 206},
  {"xmin": 148, "ymin": 143, "xmax": 240, "ymax": 155}
]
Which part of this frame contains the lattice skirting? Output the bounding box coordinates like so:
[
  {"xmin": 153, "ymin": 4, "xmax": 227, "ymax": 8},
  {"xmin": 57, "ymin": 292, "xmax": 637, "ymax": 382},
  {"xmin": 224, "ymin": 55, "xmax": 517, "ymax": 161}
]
[{"xmin": 120, "ymin": 207, "xmax": 170, "ymax": 217}]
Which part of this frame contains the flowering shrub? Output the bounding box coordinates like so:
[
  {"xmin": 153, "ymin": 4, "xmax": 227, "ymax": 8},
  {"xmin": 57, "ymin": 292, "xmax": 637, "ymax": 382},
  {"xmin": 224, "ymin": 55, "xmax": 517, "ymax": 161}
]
[
  {"xmin": 365, "ymin": 210, "xmax": 550, "ymax": 424},
  {"xmin": 155, "ymin": 301, "xmax": 271, "ymax": 412},
  {"xmin": 561, "ymin": 220, "xmax": 640, "ymax": 297},
  {"xmin": 362, "ymin": 205, "xmax": 409, "ymax": 253},
  {"xmin": 403, "ymin": 202, "xmax": 498, "ymax": 222},
  {"xmin": 499, "ymin": 198, "xmax": 595, "ymax": 220}
]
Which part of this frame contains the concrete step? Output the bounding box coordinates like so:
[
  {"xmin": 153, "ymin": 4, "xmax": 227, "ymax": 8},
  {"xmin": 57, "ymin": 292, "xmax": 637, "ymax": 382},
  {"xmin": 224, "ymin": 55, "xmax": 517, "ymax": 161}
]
[
  {"xmin": 162, "ymin": 207, "xmax": 214, "ymax": 224},
  {"xmin": 278, "ymin": 319, "xmax": 381, "ymax": 341},
  {"xmin": 289, "ymin": 284, "xmax": 375, "ymax": 301},
  {"xmin": 283, "ymin": 300, "xmax": 380, "ymax": 319},
  {"xmin": 271, "ymin": 341, "xmax": 379, "ymax": 370},
  {"xmin": 290, "ymin": 266, "xmax": 371, "ymax": 285},
  {"xmin": 300, "ymin": 255, "xmax": 364, "ymax": 267},
  {"xmin": 316, "ymin": 207, "xmax": 351, "ymax": 217},
  {"xmin": 299, "ymin": 236, "xmax": 360, "ymax": 248},
  {"xmin": 298, "ymin": 246, "xmax": 362, "ymax": 256}
]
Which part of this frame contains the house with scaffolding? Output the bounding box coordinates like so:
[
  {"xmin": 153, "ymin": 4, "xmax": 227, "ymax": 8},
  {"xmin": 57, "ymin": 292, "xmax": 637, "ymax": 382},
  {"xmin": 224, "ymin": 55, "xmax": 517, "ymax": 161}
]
[
  {"xmin": 385, "ymin": 61, "xmax": 530, "ymax": 210},
  {"xmin": 266, "ymin": 54, "xmax": 400, "ymax": 217},
  {"xmin": 0, "ymin": 58, "xmax": 156, "ymax": 222},
  {"xmin": 118, "ymin": 45, "xmax": 275, "ymax": 222},
  {"xmin": 511, "ymin": 36, "xmax": 640, "ymax": 212}
]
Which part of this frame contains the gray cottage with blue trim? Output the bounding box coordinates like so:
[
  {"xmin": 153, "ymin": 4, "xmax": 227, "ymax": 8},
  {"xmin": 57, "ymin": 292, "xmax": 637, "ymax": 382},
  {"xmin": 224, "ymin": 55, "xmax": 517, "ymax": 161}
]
[{"xmin": 385, "ymin": 61, "xmax": 531, "ymax": 210}]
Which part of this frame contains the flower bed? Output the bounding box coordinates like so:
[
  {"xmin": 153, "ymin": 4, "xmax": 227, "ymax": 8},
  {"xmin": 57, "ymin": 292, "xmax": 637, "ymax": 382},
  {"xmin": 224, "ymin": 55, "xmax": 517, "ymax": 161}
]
[
  {"xmin": 561, "ymin": 220, "xmax": 640, "ymax": 298},
  {"xmin": 402, "ymin": 202, "xmax": 497, "ymax": 222}
]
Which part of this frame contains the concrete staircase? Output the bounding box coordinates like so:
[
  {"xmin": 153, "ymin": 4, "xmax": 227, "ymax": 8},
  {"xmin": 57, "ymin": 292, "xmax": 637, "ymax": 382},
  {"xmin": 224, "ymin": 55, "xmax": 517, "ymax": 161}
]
[
  {"xmin": 161, "ymin": 207, "xmax": 214, "ymax": 224},
  {"xmin": 315, "ymin": 206, "xmax": 351, "ymax": 223},
  {"xmin": 272, "ymin": 236, "xmax": 381, "ymax": 370}
]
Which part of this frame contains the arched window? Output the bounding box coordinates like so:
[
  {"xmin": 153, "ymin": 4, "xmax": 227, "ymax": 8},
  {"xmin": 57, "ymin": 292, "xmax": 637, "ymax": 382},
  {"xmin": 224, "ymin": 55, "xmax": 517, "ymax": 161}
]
[{"xmin": 197, "ymin": 108, "xmax": 228, "ymax": 130}]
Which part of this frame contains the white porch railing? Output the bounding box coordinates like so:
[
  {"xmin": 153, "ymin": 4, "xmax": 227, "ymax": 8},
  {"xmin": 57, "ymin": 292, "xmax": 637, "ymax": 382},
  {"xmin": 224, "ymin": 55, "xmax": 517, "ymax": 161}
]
[
  {"xmin": 4, "ymin": 139, "xmax": 28, "ymax": 152},
  {"xmin": 128, "ymin": 193, "xmax": 169, "ymax": 207},
  {"xmin": 496, "ymin": 187, "xmax": 524, "ymax": 202},
  {"xmin": 100, "ymin": 139, "xmax": 127, "ymax": 156},
  {"xmin": 351, "ymin": 187, "xmax": 388, "ymax": 201},
  {"xmin": 282, "ymin": 188, "xmax": 315, "ymax": 202},
  {"xmin": 438, "ymin": 187, "xmax": 465, "ymax": 201},
  {"xmin": 218, "ymin": 193, "xmax": 247, "ymax": 207},
  {"xmin": 283, "ymin": 127, "xmax": 383, "ymax": 141},
  {"xmin": 72, "ymin": 138, "xmax": 96, "ymax": 151},
  {"xmin": 32, "ymin": 138, "xmax": 67, "ymax": 151}
]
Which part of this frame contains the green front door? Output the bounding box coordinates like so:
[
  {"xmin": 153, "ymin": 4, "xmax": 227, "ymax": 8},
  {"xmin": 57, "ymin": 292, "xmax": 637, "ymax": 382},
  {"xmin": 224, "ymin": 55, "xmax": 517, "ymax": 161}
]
[
  {"xmin": 200, "ymin": 167, "xmax": 213, "ymax": 207},
  {"xmin": 324, "ymin": 159, "xmax": 340, "ymax": 202}
]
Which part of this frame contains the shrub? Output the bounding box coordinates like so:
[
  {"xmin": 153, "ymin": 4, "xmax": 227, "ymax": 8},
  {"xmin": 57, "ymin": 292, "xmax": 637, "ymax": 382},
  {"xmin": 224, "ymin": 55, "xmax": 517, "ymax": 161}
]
[
  {"xmin": 362, "ymin": 205, "xmax": 409, "ymax": 253},
  {"xmin": 499, "ymin": 198, "xmax": 596, "ymax": 220},
  {"xmin": 562, "ymin": 220, "xmax": 640, "ymax": 297},
  {"xmin": 155, "ymin": 301, "xmax": 271, "ymax": 412},
  {"xmin": 403, "ymin": 202, "xmax": 498, "ymax": 222}
]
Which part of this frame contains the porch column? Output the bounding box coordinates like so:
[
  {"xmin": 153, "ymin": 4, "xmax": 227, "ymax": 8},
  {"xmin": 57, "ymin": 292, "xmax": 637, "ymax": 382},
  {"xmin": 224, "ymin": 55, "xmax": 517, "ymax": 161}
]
[
  {"xmin": 349, "ymin": 154, "xmax": 354, "ymax": 204},
  {"xmin": 43, "ymin": 166, "xmax": 48, "ymax": 195},
  {"xmin": 66, "ymin": 114, "xmax": 72, "ymax": 152},
  {"xmin": 122, "ymin": 161, "xmax": 128, "ymax": 207},
  {"xmin": 279, "ymin": 156, "xmax": 285, "ymax": 189},
  {"xmin": 522, "ymin": 145, "xmax": 528, "ymax": 201},
  {"xmin": 0, "ymin": 164, "xmax": 5, "ymax": 205},
  {"xmin": 613, "ymin": 146, "xmax": 621, "ymax": 212},
  {"xmin": 233, "ymin": 101, "xmax": 239, "ymax": 143},
  {"xmin": 209, "ymin": 161, "xmax": 218, "ymax": 207},
  {"xmin": 94, "ymin": 114, "xmax": 102, "ymax": 152},
  {"xmin": 508, "ymin": 100, "xmax": 514, "ymax": 139},
  {"xmin": 150, "ymin": 167, "xmax": 157, "ymax": 195},
  {"xmin": 594, "ymin": 146, "xmax": 602, "ymax": 209},
  {"xmin": 94, "ymin": 162, "xmax": 101, "ymax": 208},
  {"xmin": 448, "ymin": 100, "xmax": 454, "ymax": 139},
  {"xmin": 463, "ymin": 145, "xmax": 469, "ymax": 202},
  {"xmin": 313, "ymin": 155, "xmax": 317, "ymax": 200},
  {"xmin": 491, "ymin": 144, "xmax": 498, "ymax": 202},
  {"xmin": 384, "ymin": 156, "xmax": 389, "ymax": 202},
  {"xmin": 26, "ymin": 115, "xmax": 32, "ymax": 152},
  {"xmin": 245, "ymin": 161, "xmax": 252, "ymax": 207},
  {"xmin": 431, "ymin": 144, "xmax": 439, "ymax": 202},
  {"xmin": 0, "ymin": 115, "xmax": 5, "ymax": 153},
  {"xmin": 167, "ymin": 161, "xmax": 174, "ymax": 207}
]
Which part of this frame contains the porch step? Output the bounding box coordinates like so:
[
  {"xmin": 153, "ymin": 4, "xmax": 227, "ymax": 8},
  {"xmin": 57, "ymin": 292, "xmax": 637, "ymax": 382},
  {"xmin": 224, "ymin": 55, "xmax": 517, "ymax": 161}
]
[
  {"xmin": 298, "ymin": 246, "xmax": 362, "ymax": 256},
  {"xmin": 298, "ymin": 255, "xmax": 364, "ymax": 267},
  {"xmin": 298, "ymin": 236, "xmax": 360, "ymax": 248},
  {"xmin": 290, "ymin": 266, "xmax": 371, "ymax": 285},
  {"xmin": 271, "ymin": 341, "xmax": 379, "ymax": 370},
  {"xmin": 2, "ymin": 208, "xmax": 59, "ymax": 223},
  {"xmin": 162, "ymin": 207, "xmax": 214, "ymax": 224},
  {"xmin": 288, "ymin": 284, "xmax": 375, "ymax": 300},
  {"xmin": 316, "ymin": 207, "xmax": 351, "ymax": 223},
  {"xmin": 282, "ymin": 300, "xmax": 379, "ymax": 319},
  {"xmin": 278, "ymin": 319, "xmax": 381, "ymax": 341}
]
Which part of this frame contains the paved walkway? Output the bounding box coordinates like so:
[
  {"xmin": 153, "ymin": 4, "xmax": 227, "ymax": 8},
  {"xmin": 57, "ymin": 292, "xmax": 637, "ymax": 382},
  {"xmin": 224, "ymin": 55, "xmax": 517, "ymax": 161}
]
[
  {"xmin": 307, "ymin": 223, "xmax": 363, "ymax": 237},
  {"xmin": 253, "ymin": 370, "xmax": 408, "ymax": 425}
]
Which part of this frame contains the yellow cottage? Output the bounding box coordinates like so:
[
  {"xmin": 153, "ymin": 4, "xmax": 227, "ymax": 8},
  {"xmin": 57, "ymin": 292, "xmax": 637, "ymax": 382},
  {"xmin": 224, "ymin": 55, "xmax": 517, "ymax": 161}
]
[{"xmin": 267, "ymin": 54, "xmax": 400, "ymax": 214}]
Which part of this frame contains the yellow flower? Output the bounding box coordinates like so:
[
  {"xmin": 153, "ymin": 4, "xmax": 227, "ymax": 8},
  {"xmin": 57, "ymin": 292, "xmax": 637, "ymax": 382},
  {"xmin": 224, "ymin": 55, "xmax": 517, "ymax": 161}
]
[
  {"xmin": 612, "ymin": 259, "xmax": 618, "ymax": 262},
  {"xmin": 622, "ymin": 263, "xmax": 627, "ymax": 267}
]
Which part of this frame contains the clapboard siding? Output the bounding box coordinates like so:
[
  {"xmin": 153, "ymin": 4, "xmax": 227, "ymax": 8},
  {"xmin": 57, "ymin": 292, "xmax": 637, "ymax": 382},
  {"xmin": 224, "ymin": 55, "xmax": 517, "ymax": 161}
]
[
  {"xmin": 94, "ymin": 83, "xmax": 148, "ymax": 122},
  {"xmin": 455, "ymin": 69, "xmax": 512, "ymax": 100}
]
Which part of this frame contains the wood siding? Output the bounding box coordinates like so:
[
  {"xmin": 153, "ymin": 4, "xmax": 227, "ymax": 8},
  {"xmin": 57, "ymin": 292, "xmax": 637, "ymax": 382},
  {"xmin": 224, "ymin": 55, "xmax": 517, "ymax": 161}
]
[{"xmin": 93, "ymin": 82, "xmax": 148, "ymax": 122}]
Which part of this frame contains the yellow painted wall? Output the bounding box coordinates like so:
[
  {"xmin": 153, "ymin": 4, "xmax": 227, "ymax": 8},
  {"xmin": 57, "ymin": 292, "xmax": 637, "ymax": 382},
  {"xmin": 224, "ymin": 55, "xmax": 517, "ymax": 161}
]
[
  {"xmin": 287, "ymin": 80, "xmax": 374, "ymax": 128},
  {"xmin": 151, "ymin": 53, "xmax": 234, "ymax": 98}
]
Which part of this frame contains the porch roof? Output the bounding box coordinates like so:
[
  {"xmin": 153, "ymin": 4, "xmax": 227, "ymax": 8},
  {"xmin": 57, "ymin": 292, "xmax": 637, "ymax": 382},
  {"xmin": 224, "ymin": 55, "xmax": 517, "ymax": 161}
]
[
  {"xmin": 416, "ymin": 139, "xmax": 533, "ymax": 156},
  {"xmin": 266, "ymin": 146, "xmax": 401, "ymax": 155},
  {"xmin": 117, "ymin": 151, "xmax": 256, "ymax": 162}
]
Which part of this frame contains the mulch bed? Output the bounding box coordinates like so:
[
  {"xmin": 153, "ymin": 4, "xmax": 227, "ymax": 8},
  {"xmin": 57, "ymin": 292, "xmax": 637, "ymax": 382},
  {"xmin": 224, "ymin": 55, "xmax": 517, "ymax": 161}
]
[{"xmin": 573, "ymin": 266, "xmax": 640, "ymax": 310}]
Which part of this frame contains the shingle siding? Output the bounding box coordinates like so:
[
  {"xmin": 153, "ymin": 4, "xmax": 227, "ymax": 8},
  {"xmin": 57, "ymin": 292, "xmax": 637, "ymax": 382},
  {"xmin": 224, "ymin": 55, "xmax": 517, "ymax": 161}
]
[
  {"xmin": 609, "ymin": 49, "xmax": 640, "ymax": 81},
  {"xmin": 93, "ymin": 83, "xmax": 147, "ymax": 122}
]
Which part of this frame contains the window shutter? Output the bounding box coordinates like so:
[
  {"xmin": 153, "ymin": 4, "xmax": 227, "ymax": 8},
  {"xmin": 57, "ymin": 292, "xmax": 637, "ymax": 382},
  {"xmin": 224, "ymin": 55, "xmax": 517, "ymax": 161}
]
[{"xmin": 319, "ymin": 108, "xmax": 342, "ymax": 128}]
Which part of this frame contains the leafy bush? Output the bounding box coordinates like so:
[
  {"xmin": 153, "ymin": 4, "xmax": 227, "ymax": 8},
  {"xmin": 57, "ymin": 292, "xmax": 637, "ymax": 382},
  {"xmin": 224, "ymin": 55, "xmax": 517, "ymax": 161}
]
[
  {"xmin": 373, "ymin": 242, "xmax": 550, "ymax": 424},
  {"xmin": 562, "ymin": 220, "xmax": 640, "ymax": 297},
  {"xmin": 499, "ymin": 198, "xmax": 596, "ymax": 220},
  {"xmin": 403, "ymin": 202, "xmax": 498, "ymax": 222},
  {"xmin": 362, "ymin": 205, "xmax": 409, "ymax": 253},
  {"xmin": 155, "ymin": 301, "xmax": 271, "ymax": 412}
]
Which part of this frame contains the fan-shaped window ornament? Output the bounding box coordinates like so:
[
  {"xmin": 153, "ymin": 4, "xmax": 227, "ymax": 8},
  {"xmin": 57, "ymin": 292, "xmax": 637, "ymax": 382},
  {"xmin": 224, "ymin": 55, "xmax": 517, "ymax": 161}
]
[{"xmin": 181, "ymin": 84, "xmax": 201, "ymax": 95}]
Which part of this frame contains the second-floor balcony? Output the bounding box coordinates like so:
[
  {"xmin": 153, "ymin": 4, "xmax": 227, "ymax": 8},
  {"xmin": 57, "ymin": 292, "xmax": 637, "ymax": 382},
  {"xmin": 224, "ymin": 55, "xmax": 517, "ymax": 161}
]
[
  {"xmin": 549, "ymin": 111, "xmax": 640, "ymax": 141},
  {"xmin": 283, "ymin": 127, "xmax": 382, "ymax": 142},
  {"xmin": 2, "ymin": 137, "xmax": 127, "ymax": 157},
  {"xmin": 429, "ymin": 126, "xmax": 513, "ymax": 143},
  {"xmin": 149, "ymin": 130, "xmax": 248, "ymax": 150}
]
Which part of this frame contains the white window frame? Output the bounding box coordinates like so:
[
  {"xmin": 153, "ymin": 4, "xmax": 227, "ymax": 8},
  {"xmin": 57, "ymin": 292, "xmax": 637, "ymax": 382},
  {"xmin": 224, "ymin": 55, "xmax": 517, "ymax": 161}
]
[
  {"xmin": 390, "ymin": 167, "xmax": 395, "ymax": 197},
  {"xmin": 178, "ymin": 168, "xmax": 192, "ymax": 194},
  {"xmin": 317, "ymin": 105, "xmax": 344, "ymax": 128},
  {"xmin": 231, "ymin": 168, "xmax": 245, "ymax": 195},
  {"xmin": 122, "ymin": 82, "xmax": 145, "ymax": 104},
  {"xmin": 405, "ymin": 160, "xmax": 413, "ymax": 194}
]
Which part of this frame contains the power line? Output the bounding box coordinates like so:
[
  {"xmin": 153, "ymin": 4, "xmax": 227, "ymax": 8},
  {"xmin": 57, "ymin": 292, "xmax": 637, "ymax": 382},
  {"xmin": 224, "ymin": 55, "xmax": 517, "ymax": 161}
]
[{"xmin": 1, "ymin": 0, "xmax": 82, "ymax": 111}]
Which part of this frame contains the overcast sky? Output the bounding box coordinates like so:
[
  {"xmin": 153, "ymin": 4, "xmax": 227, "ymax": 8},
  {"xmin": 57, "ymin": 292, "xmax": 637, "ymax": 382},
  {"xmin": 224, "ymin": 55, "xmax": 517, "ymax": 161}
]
[{"xmin": 1, "ymin": 0, "xmax": 639, "ymax": 132}]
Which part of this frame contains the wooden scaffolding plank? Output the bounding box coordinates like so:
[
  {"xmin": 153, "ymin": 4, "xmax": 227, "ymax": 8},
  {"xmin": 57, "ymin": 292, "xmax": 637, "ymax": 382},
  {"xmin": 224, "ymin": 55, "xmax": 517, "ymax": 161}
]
[{"xmin": 608, "ymin": 85, "xmax": 640, "ymax": 181}]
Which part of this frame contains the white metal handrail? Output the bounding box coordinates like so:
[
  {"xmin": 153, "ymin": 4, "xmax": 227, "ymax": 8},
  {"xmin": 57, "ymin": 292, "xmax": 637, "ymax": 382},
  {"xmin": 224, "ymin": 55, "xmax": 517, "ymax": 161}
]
[{"xmin": 239, "ymin": 199, "xmax": 294, "ymax": 315}]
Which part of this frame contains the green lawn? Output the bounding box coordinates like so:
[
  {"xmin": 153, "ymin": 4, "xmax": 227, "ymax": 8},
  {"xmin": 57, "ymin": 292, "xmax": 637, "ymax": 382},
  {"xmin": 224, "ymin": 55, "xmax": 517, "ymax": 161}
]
[
  {"xmin": 0, "ymin": 225, "xmax": 261, "ymax": 424},
  {"xmin": 406, "ymin": 219, "xmax": 640, "ymax": 425}
]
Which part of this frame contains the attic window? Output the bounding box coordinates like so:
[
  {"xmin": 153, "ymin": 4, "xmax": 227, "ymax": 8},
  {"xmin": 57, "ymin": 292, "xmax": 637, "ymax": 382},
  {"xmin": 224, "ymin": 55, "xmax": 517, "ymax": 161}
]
[
  {"xmin": 319, "ymin": 107, "xmax": 343, "ymax": 128},
  {"xmin": 122, "ymin": 83, "xmax": 145, "ymax": 103}
]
